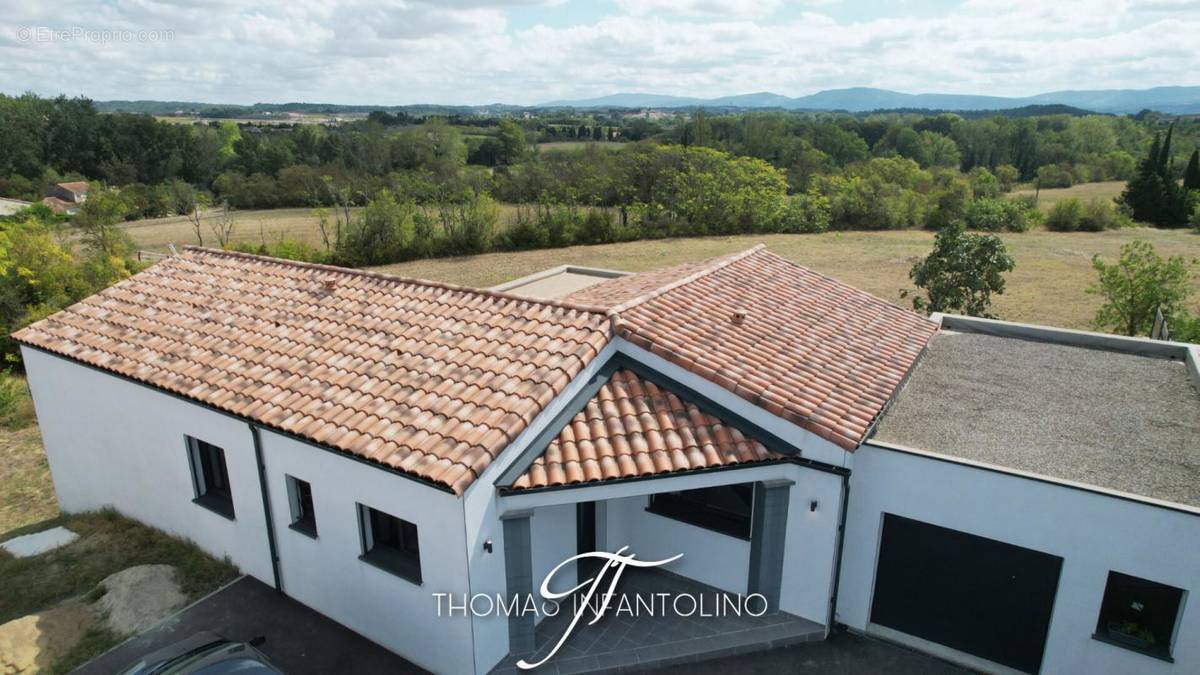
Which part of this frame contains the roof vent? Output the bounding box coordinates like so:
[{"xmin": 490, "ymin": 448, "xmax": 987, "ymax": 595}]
[
  {"xmin": 730, "ymin": 310, "xmax": 747, "ymax": 326},
  {"xmin": 322, "ymin": 279, "xmax": 337, "ymax": 293}
]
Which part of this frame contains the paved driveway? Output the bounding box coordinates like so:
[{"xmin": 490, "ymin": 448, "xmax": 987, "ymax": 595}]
[
  {"xmin": 650, "ymin": 629, "xmax": 972, "ymax": 675},
  {"xmin": 80, "ymin": 576, "xmax": 968, "ymax": 675},
  {"xmin": 78, "ymin": 576, "xmax": 426, "ymax": 675}
]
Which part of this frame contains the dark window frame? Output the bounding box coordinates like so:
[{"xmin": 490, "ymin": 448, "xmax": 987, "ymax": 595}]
[
  {"xmin": 285, "ymin": 475, "xmax": 317, "ymax": 538},
  {"xmin": 186, "ymin": 436, "xmax": 235, "ymax": 520},
  {"xmin": 1092, "ymin": 570, "xmax": 1184, "ymax": 662},
  {"xmin": 357, "ymin": 504, "xmax": 422, "ymax": 584},
  {"xmin": 646, "ymin": 483, "xmax": 754, "ymax": 540}
]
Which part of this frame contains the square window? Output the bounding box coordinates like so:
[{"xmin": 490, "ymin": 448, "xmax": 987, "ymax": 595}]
[
  {"xmin": 285, "ymin": 475, "xmax": 317, "ymax": 537},
  {"xmin": 357, "ymin": 504, "xmax": 421, "ymax": 584},
  {"xmin": 186, "ymin": 437, "xmax": 234, "ymax": 519},
  {"xmin": 647, "ymin": 483, "xmax": 754, "ymax": 539},
  {"xmin": 1094, "ymin": 571, "xmax": 1185, "ymax": 660}
]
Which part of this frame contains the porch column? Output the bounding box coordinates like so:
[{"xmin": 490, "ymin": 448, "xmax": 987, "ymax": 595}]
[
  {"xmin": 501, "ymin": 509, "xmax": 536, "ymax": 655},
  {"xmin": 748, "ymin": 478, "xmax": 793, "ymax": 612}
]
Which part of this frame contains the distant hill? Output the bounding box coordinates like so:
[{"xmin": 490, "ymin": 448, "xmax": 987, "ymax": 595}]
[{"xmin": 540, "ymin": 86, "xmax": 1200, "ymax": 114}]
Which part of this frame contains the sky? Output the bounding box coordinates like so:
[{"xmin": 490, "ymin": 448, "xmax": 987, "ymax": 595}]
[{"xmin": 0, "ymin": 0, "xmax": 1197, "ymax": 106}]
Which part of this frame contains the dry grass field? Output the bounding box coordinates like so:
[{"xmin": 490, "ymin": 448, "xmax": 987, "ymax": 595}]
[
  {"xmin": 1012, "ymin": 181, "xmax": 1126, "ymax": 211},
  {"xmin": 373, "ymin": 228, "xmax": 1200, "ymax": 332}
]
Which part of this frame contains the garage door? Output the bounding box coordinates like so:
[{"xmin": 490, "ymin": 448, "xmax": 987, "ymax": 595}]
[{"xmin": 870, "ymin": 514, "xmax": 1062, "ymax": 674}]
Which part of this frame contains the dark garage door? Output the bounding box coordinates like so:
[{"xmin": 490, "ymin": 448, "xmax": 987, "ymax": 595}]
[{"xmin": 870, "ymin": 514, "xmax": 1062, "ymax": 674}]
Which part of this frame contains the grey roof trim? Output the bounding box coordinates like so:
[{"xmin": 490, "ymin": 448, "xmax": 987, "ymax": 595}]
[
  {"xmin": 865, "ymin": 439, "xmax": 1200, "ymax": 518},
  {"xmin": 489, "ymin": 265, "xmax": 630, "ymax": 292}
]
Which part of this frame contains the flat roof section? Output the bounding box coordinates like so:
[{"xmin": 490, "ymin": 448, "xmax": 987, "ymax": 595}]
[
  {"xmin": 491, "ymin": 265, "xmax": 629, "ymax": 301},
  {"xmin": 873, "ymin": 330, "xmax": 1200, "ymax": 508}
]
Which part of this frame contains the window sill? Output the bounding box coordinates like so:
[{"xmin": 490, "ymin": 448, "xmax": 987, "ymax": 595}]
[
  {"xmin": 644, "ymin": 505, "xmax": 751, "ymax": 541},
  {"xmin": 289, "ymin": 521, "xmax": 318, "ymax": 539},
  {"xmin": 359, "ymin": 550, "xmax": 422, "ymax": 585},
  {"xmin": 1092, "ymin": 633, "xmax": 1174, "ymax": 663},
  {"xmin": 193, "ymin": 495, "xmax": 235, "ymax": 521}
]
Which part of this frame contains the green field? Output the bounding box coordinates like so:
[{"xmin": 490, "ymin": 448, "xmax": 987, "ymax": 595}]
[{"xmin": 1012, "ymin": 181, "xmax": 1126, "ymax": 211}]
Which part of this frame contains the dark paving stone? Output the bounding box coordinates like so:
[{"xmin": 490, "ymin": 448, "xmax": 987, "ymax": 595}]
[{"xmin": 79, "ymin": 577, "xmax": 425, "ymax": 675}]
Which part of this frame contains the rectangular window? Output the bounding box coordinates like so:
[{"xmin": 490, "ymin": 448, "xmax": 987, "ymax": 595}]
[
  {"xmin": 285, "ymin": 475, "xmax": 317, "ymax": 537},
  {"xmin": 186, "ymin": 437, "xmax": 234, "ymax": 519},
  {"xmin": 1094, "ymin": 571, "xmax": 1185, "ymax": 661},
  {"xmin": 647, "ymin": 483, "xmax": 753, "ymax": 539},
  {"xmin": 357, "ymin": 504, "xmax": 421, "ymax": 584}
]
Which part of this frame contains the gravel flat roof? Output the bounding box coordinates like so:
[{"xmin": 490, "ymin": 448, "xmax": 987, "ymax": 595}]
[{"xmin": 873, "ymin": 331, "xmax": 1200, "ymax": 508}]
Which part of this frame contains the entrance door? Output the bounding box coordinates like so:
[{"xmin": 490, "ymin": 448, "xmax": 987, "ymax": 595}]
[
  {"xmin": 576, "ymin": 501, "xmax": 598, "ymax": 585},
  {"xmin": 870, "ymin": 514, "xmax": 1062, "ymax": 674}
]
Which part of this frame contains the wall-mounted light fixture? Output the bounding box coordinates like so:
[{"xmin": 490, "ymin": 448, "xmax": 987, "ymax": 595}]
[
  {"xmin": 484, "ymin": 539, "xmax": 493, "ymax": 553},
  {"xmin": 810, "ymin": 500, "xmax": 819, "ymax": 512}
]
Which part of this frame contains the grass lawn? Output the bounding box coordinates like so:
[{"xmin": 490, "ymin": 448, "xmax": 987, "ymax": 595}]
[
  {"xmin": 0, "ymin": 380, "xmax": 240, "ymax": 673},
  {"xmin": 1012, "ymin": 181, "xmax": 1126, "ymax": 211},
  {"xmin": 373, "ymin": 228, "xmax": 1200, "ymax": 332}
]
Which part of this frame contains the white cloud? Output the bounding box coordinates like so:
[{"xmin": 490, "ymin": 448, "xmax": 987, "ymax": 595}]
[{"xmin": 0, "ymin": 0, "xmax": 1194, "ymax": 105}]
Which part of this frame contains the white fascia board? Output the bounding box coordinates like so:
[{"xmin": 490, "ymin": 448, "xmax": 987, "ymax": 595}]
[
  {"xmin": 465, "ymin": 339, "xmax": 619, "ymax": 495},
  {"xmin": 498, "ymin": 461, "xmax": 810, "ymax": 511},
  {"xmin": 865, "ymin": 439, "xmax": 1200, "ymax": 517},
  {"xmin": 614, "ymin": 338, "xmax": 851, "ymax": 468}
]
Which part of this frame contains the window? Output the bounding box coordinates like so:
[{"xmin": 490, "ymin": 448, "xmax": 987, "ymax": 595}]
[
  {"xmin": 357, "ymin": 504, "xmax": 421, "ymax": 583},
  {"xmin": 647, "ymin": 483, "xmax": 753, "ymax": 539},
  {"xmin": 187, "ymin": 437, "xmax": 234, "ymax": 519},
  {"xmin": 285, "ymin": 476, "xmax": 317, "ymax": 537},
  {"xmin": 1094, "ymin": 571, "xmax": 1184, "ymax": 661}
]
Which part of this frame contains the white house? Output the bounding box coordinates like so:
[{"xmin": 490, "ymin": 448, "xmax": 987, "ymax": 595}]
[{"xmin": 15, "ymin": 245, "xmax": 1200, "ymax": 675}]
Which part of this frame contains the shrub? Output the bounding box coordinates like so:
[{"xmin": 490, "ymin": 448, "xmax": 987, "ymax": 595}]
[
  {"xmin": 577, "ymin": 209, "xmax": 616, "ymax": 244},
  {"xmin": 0, "ymin": 374, "xmax": 34, "ymax": 429},
  {"xmin": 1036, "ymin": 164, "xmax": 1074, "ymax": 188},
  {"xmin": 777, "ymin": 189, "xmax": 830, "ymax": 233},
  {"xmin": 904, "ymin": 222, "xmax": 1015, "ymax": 318},
  {"xmin": 1089, "ymin": 240, "xmax": 1194, "ymax": 336},
  {"xmin": 965, "ymin": 197, "xmax": 1032, "ymax": 233},
  {"xmin": 1077, "ymin": 199, "xmax": 1129, "ymax": 232},
  {"xmin": 337, "ymin": 190, "xmax": 418, "ymax": 266},
  {"xmin": 1045, "ymin": 198, "xmax": 1084, "ymax": 232}
]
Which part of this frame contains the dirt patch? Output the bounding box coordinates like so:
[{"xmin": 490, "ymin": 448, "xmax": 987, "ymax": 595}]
[
  {"xmin": 95, "ymin": 565, "xmax": 187, "ymax": 636},
  {"xmin": 0, "ymin": 601, "xmax": 95, "ymax": 673}
]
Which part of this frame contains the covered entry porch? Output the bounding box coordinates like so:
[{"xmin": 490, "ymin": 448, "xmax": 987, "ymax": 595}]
[{"xmin": 494, "ymin": 459, "xmax": 846, "ymax": 673}]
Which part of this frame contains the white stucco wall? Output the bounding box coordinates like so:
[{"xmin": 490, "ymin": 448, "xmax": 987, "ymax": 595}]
[
  {"xmin": 529, "ymin": 502, "xmax": 578, "ymax": 597},
  {"xmin": 839, "ymin": 443, "xmax": 1200, "ymax": 674},
  {"xmin": 258, "ymin": 430, "xmax": 474, "ymax": 675},
  {"xmin": 22, "ymin": 347, "xmax": 274, "ymax": 580},
  {"xmin": 606, "ymin": 493, "xmax": 751, "ymax": 595}
]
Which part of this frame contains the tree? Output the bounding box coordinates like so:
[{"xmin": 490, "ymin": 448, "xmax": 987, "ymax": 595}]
[
  {"xmin": 1120, "ymin": 125, "xmax": 1190, "ymax": 227},
  {"xmin": 495, "ymin": 119, "xmax": 527, "ymax": 166},
  {"xmin": 73, "ymin": 187, "xmax": 134, "ymax": 257},
  {"xmin": 904, "ymin": 222, "xmax": 1015, "ymax": 318},
  {"xmin": 1089, "ymin": 240, "xmax": 1194, "ymax": 336},
  {"xmin": 1184, "ymin": 149, "xmax": 1200, "ymax": 192}
]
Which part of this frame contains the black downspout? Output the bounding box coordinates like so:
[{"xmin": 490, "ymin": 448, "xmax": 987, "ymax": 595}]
[
  {"xmin": 250, "ymin": 423, "xmax": 283, "ymax": 593},
  {"xmin": 827, "ymin": 471, "xmax": 851, "ymax": 632}
]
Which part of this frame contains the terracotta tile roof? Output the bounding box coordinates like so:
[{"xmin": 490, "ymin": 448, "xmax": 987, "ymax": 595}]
[
  {"xmin": 55, "ymin": 181, "xmax": 90, "ymax": 195},
  {"xmin": 511, "ymin": 369, "xmax": 787, "ymax": 490},
  {"xmin": 563, "ymin": 251, "xmax": 746, "ymax": 307},
  {"xmin": 13, "ymin": 247, "xmax": 610, "ymax": 494},
  {"xmin": 607, "ymin": 245, "xmax": 939, "ymax": 450}
]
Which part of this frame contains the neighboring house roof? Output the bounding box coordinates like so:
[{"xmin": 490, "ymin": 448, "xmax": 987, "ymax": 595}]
[
  {"xmin": 873, "ymin": 330, "xmax": 1200, "ymax": 508},
  {"xmin": 55, "ymin": 181, "xmax": 90, "ymax": 196},
  {"xmin": 40, "ymin": 197, "xmax": 77, "ymax": 214},
  {"xmin": 510, "ymin": 368, "xmax": 788, "ymax": 490},
  {"xmin": 14, "ymin": 245, "xmax": 937, "ymax": 491},
  {"xmin": 577, "ymin": 246, "xmax": 939, "ymax": 449},
  {"xmin": 13, "ymin": 247, "xmax": 610, "ymax": 494}
]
